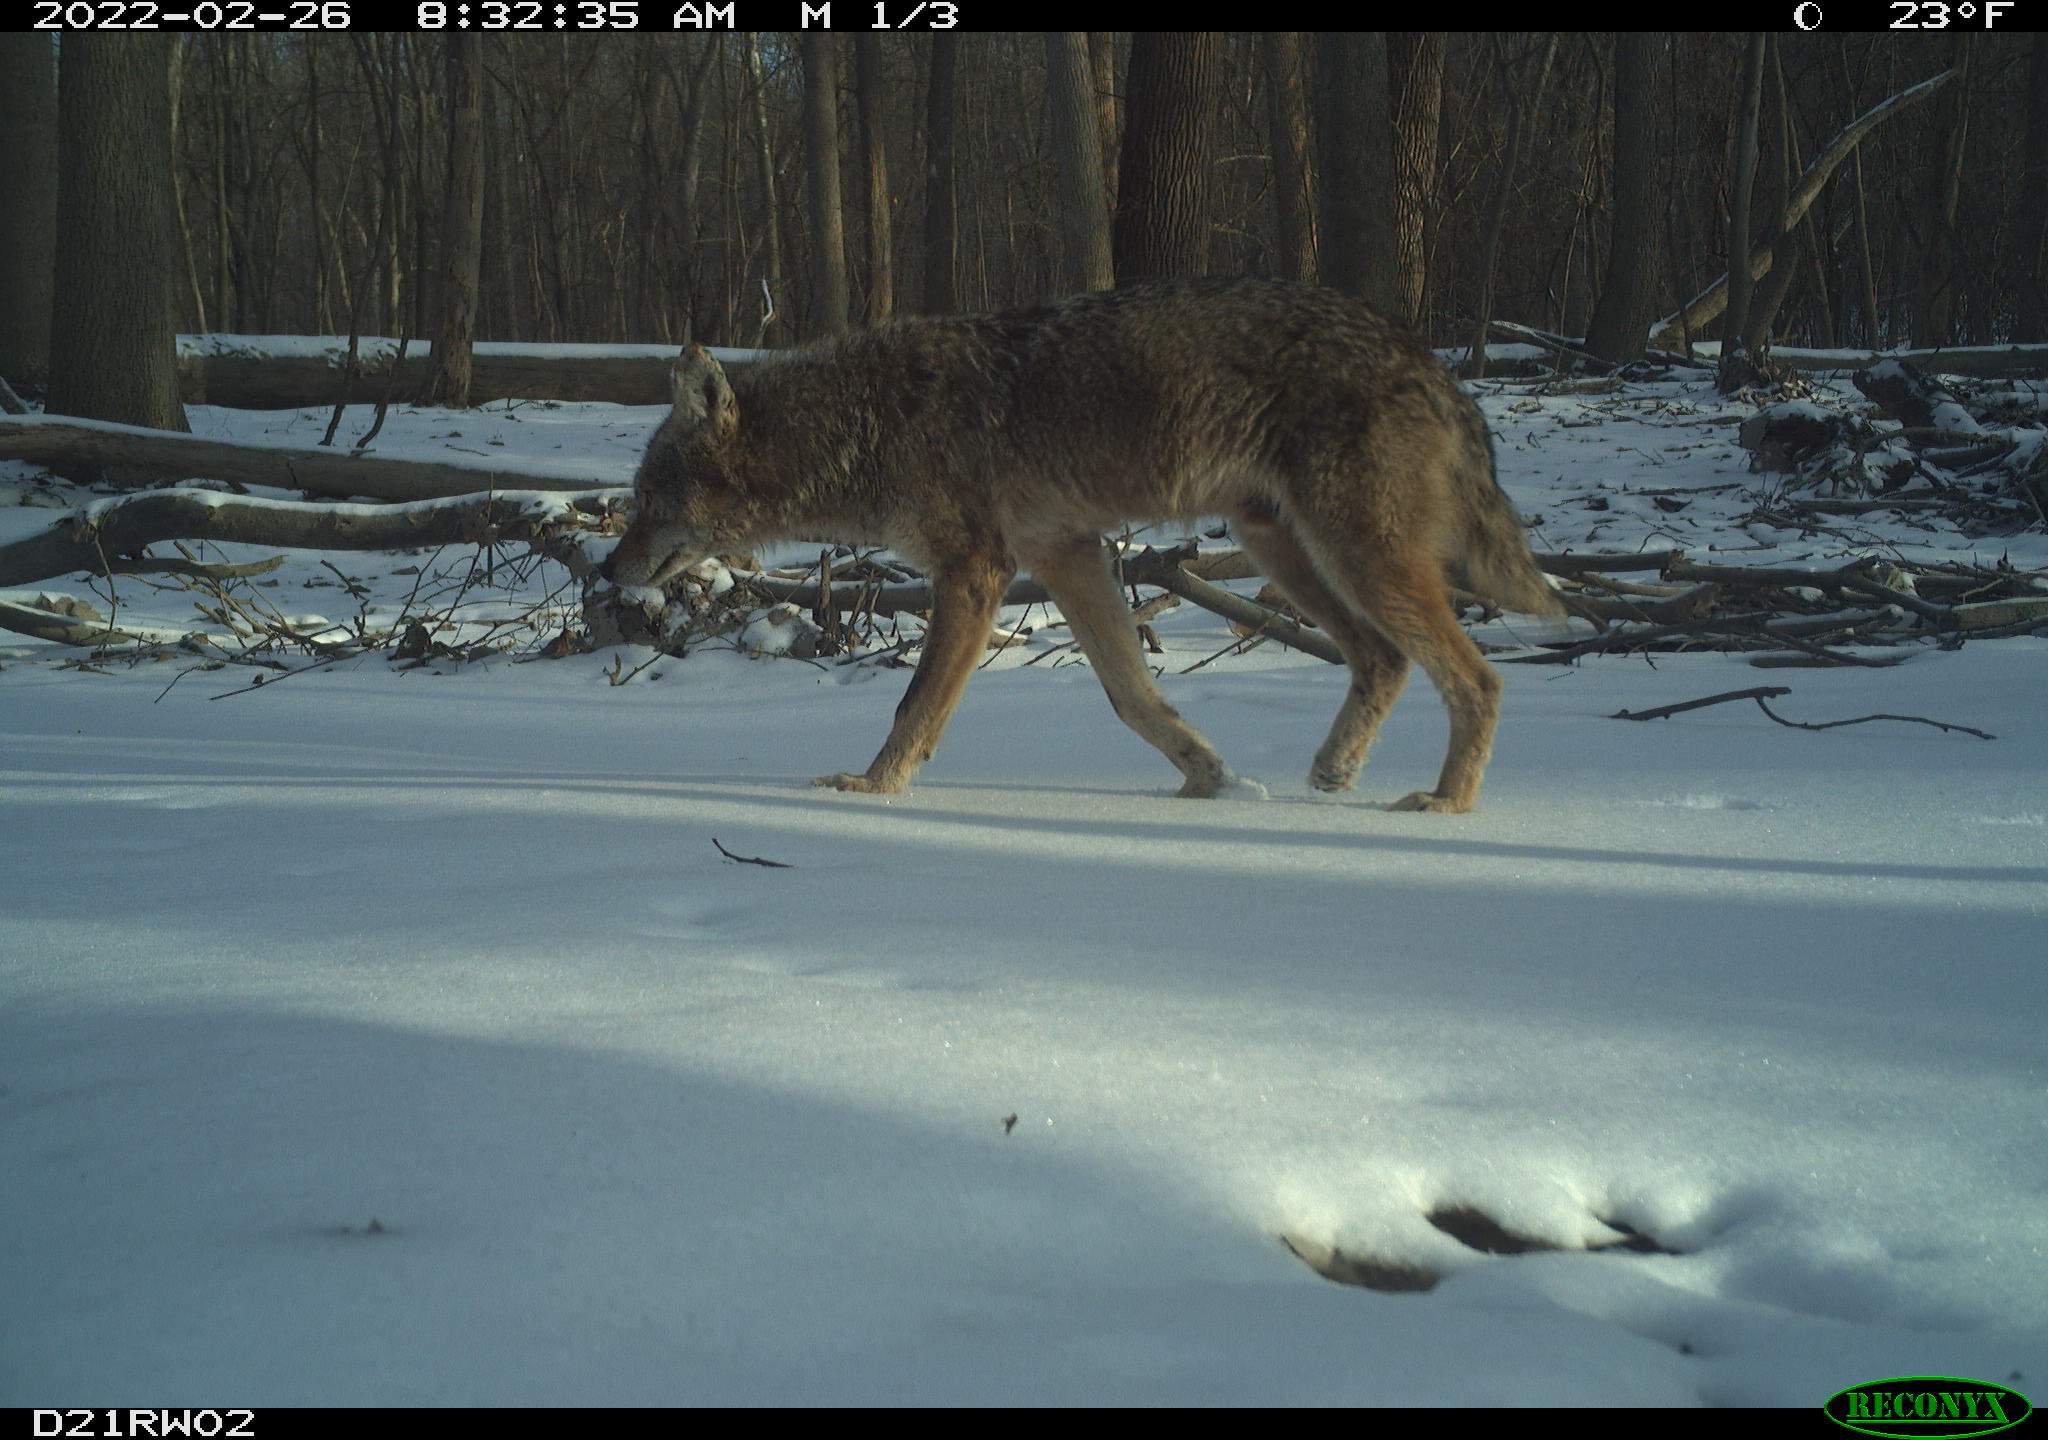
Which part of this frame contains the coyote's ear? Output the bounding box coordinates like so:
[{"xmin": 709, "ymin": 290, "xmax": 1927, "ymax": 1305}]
[{"xmin": 670, "ymin": 344, "xmax": 737, "ymax": 434}]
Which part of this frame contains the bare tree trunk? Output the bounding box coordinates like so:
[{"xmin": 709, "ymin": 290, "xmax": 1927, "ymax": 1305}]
[
  {"xmin": 1262, "ymin": 32, "xmax": 1316, "ymax": 285},
  {"xmin": 294, "ymin": 41, "xmax": 326, "ymax": 335},
  {"xmin": 1045, "ymin": 32, "xmax": 1113, "ymax": 294},
  {"xmin": 1584, "ymin": 34, "xmax": 1661, "ymax": 365},
  {"xmin": 854, "ymin": 35, "xmax": 893, "ymax": 323},
  {"xmin": 407, "ymin": 37, "xmax": 433, "ymax": 342},
  {"xmin": 1852, "ymin": 149, "xmax": 1881, "ymax": 347},
  {"xmin": 206, "ymin": 44, "xmax": 235, "ymax": 331},
  {"xmin": 802, "ymin": 34, "xmax": 850, "ymax": 336},
  {"xmin": 1467, "ymin": 35, "xmax": 1556, "ymax": 378},
  {"xmin": 2020, "ymin": 35, "xmax": 2048, "ymax": 342},
  {"xmin": 49, "ymin": 34, "xmax": 188, "ymax": 434},
  {"xmin": 1747, "ymin": 41, "xmax": 1803, "ymax": 346},
  {"xmin": 1113, "ymin": 32, "xmax": 1220, "ymax": 284},
  {"xmin": 921, "ymin": 34, "xmax": 958, "ymax": 314},
  {"xmin": 1654, "ymin": 65, "xmax": 1955, "ymax": 350},
  {"xmin": 1089, "ymin": 32, "xmax": 1118, "ymax": 201},
  {"xmin": 1719, "ymin": 34, "xmax": 1768, "ymax": 390},
  {"xmin": 1316, "ymin": 32, "xmax": 1401, "ymax": 310},
  {"xmin": 1913, "ymin": 38, "xmax": 1972, "ymax": 348},
  {"xmin": 426, "ymin": 34, "xmax": 485, "ymax": 408},
  {"xmin": 0, "ymin": 35, "xmax": 58, "ymax": 392},
  {"xmin": 744, "ymin": 34, "xmax": 783, "ymax": 342},
  {"xmin": 347, "ymin": 35, "xmax": 407, "ymax": 345},
  {"xmin": 1385, "ymin": 32, "xmax": 1443, "ymax": 328},
  {"xmin": 668, "ymin": 37, "xmax": 720, "ymax": 341}
]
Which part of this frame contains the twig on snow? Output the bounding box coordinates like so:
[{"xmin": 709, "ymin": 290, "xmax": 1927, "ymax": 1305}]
[
  {"xmin": 712, "ymin": 838, "xmax": 793, "ymax": 868},
  {"xmin": 1611, "ymin": 685, "xmax": 1995, "ymax": 739}
]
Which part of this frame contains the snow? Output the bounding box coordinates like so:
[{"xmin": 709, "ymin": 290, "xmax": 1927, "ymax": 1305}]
[{"xmin": 2, "ymin": 377, "xmax": 2044, "ymax": 1408}]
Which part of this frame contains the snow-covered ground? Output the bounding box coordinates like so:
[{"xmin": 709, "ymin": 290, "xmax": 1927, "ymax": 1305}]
[{"xmin": 3, "ymin": 375, "xmax": 2044, "ymax": 1407}]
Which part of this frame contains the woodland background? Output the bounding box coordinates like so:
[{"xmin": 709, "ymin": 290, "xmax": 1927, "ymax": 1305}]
[{"xmin": 0, "ymin": 30, "xmax": 2042, "ymax": 429}]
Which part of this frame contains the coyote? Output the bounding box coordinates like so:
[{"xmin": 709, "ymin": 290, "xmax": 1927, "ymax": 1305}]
[{"xmin": 603, "ymin": 277, "xmax": 1561, "ymax": 812}]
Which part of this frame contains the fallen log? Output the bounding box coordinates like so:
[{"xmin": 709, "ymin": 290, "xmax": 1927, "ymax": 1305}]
[
  {"xmin": 0, "ymin": 487, "xmax": 609, "ymax": 593},
  {"xmin": 0, "ymin": 594, "xmax": 190, "ymax": 648},
  {"xmin": 0, "ymin": 413, "xmax": 622, "ymax": 502},
  {"xmin": 1766, "ymin": 344, "xmax": 2048, "ymax": 380},
  {"xmin": 176, "ymin": 338, "xmax": 762, "ymax": 410},
  {"xmin": 1502, "ymin": 607, "xmax": 1900, "ymax": 664}
]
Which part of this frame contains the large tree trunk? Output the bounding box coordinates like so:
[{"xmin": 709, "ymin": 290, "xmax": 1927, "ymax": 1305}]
[
  {"xmin": 1088, "ymin": 33, "xmax": 1118, "ymax": 200},
  {"xmin": 1113, "ymin": 32, "xmax": 1220, "ymax": 284},
  {"xmin": 48, "ymin": 34, "xmax": 189, "ymax": 434},
  {"xmin": 1385, "ymin": 33, "xmax": 1443, "ymax": 327},
  {"xmin": 1045, "ymin": 32, "xmax": 1114, "ymax": 295},
  {"xmin": 1315, "ymin": 33, "xmax": 1401, "ymax": 311},
  {"xmin": 425, "ymin": 34, "xmax": 485, "ymax": 408},
  {"xmin": 1584, "ymin": 35, "xmax": 1662, "ymax": 365},
  {"xmin": 1261, "ymin": 33, "xmax": 1316, "ymax": 285},
  {"xmin": 0, "ymin": 36, "xmax": 58, "ymax": 393},
  {"xmin": 802, "ymin": 34, "xmax": 850, "ymax": 336}
]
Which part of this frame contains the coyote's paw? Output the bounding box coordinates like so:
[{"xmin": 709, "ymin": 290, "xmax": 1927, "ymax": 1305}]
[
  {"xmin": 1389, "ymin": 790, "xmax": 1473, "ymax": 814},
  {"xmin": 812, "ymin": 772, "xmax": 902, "ymax": 794},
  {"xmin": 1308, "ymin": 766, "xmax": 1357, "ymax": 793},
  {"xmin": 1175, "ymin": 770, "xmax": 1235, "ymax": 799}
]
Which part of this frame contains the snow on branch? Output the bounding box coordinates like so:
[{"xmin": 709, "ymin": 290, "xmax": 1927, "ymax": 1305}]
[{"xmin": 0, "ymin": 486, "xmax": 613, "ymax": 596}]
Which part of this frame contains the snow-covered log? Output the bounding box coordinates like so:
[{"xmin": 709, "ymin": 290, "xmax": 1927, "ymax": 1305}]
[
  {"xmin": 1852, "ymin": 360, "xmax": 1987, "ymax": 435},
  {"xmin": 0, "ymin": 487, "xmax": 612, "ymax": 593},
  {"xmin": 0, "ymin": 413, "xmax": 621, "ymax": 502},
  {"xmin": 1769, "ymin": 344, "xmax": 2048, "ymax": 380}
]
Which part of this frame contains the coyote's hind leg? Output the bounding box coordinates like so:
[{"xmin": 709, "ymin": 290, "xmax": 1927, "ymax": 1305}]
[
  {"xmin": 1286, "ymin": 514, "xmax": 1503, "ymax": 814},
  {"xmin": 1231, "ymin": 508, "xmax": 1411, "ymax": 794}
]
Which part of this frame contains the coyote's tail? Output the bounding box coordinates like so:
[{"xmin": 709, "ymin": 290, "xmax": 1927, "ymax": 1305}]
[{"xmin": 1444, "ymin": 408, "xmax": 1564, "ymax": 618}]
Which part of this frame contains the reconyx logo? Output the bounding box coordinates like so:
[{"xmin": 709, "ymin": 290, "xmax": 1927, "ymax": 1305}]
[{"xmin": 1826, "ymin": 1376, "xmax": 2033, "ymax": 1438}]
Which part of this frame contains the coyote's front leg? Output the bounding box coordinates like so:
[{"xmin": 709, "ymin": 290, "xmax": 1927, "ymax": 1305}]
[{"xmin": 813, "ymin": 552, "xmax": 1015, "ymax": 794}]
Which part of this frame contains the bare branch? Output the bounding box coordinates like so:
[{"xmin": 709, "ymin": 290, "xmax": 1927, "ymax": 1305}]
[{"xmin": 1613, "ymin": 685, "xmax": 1993, "ymax": 740}]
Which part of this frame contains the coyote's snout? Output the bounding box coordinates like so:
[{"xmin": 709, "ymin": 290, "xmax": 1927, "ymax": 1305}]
[{"xmin": 604, "ymin": 277, "xmax": 1561, "ymax": 812}]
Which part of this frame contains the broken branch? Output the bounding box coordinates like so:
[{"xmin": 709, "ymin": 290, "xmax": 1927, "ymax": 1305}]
[{"xmin": 1611, "ymin": 685, "xmax": 1993, "ymax": 739}]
